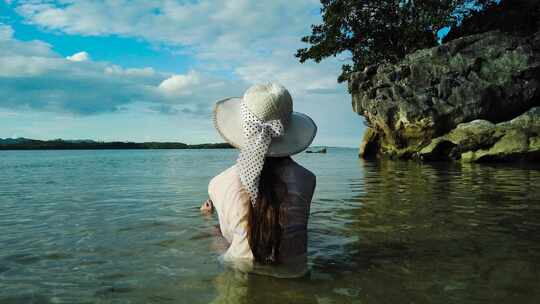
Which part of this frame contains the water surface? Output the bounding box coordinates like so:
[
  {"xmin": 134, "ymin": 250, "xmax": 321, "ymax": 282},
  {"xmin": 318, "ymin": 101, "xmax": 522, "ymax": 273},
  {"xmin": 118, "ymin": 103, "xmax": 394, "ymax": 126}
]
[{"xmin": 1, "ymin": 149, "xmax": 539, "ymax": 303}]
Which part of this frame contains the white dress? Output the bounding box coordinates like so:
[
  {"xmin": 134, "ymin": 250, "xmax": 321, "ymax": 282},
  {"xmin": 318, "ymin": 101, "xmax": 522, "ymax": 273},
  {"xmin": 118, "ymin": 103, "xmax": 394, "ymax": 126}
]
[{"xmin": 208, "ymin": 159, "xmax": 316, "ymax": 275}]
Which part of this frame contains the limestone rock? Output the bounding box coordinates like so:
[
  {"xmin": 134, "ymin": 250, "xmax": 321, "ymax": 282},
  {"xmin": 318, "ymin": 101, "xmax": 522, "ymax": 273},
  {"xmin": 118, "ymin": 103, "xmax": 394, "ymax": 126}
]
[
  {"xmin": 419, "ymin": 107, "xmax": 540, "ymax": 162},
  {"xmin": 350, "ymin": 29, "xmax": 540, "ymax": 161},
  {"xmin": 359, "ymin": 127, "xmax": 379, "ymax": 159}
]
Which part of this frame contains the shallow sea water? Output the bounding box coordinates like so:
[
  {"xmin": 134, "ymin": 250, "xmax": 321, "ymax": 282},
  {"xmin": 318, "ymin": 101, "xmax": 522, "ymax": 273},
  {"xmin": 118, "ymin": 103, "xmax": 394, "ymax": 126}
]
[{"xmin": 1, "ymin": 148, "xmax": 539, "ymax": 303}]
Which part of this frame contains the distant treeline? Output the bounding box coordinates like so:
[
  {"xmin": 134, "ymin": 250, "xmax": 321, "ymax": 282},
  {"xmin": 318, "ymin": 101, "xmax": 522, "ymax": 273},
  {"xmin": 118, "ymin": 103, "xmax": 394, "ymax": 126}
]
[{"xmin": 0, "ymin": 139, "xmax": 233, "ymax": 150}]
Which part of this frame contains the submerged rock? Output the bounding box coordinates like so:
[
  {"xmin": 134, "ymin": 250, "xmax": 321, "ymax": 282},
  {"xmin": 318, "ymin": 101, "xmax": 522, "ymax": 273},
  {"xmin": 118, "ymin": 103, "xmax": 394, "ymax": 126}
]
[{"xmin": 350, "ymin": 29, "xmax": 540, "ymax": 162}]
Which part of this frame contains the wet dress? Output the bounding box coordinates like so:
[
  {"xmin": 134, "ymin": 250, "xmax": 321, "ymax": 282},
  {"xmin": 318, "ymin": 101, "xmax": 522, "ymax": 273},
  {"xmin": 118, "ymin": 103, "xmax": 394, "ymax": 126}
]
[{"xmin": 208, "ymin": 158, "xmax": 316, "ymax": 275}]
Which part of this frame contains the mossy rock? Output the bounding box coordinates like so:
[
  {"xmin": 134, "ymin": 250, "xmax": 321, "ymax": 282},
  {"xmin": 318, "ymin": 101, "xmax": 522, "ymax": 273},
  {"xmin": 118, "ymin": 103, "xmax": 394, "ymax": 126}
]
[{"xmin": 422, "ymin": 107, "xmax": 540, "ymax": 162}]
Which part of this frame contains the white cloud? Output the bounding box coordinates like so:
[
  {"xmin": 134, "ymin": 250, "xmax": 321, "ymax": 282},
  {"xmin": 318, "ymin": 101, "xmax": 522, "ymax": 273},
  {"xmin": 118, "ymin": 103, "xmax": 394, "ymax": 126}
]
[
  {"xmin": 66, "ymin": 51, "xmax": 89, "ymax": 62},
  {"xmin": 5, "ymin": 0, "xmax": 364, "ymax": 146},
  {"xmin": 158, "ymin": 71, "xmax": 200, "ymax": 96},
  {"xmin": 13, "ymin": 1, "xmax": 318, "ymax": 46},
  {"xmin": 8, "ymin": 1, "xmax": 346, "ymax": 93},
  {"xmin": 0, "ymin": 23, "xmax": 14, "ymax": 40},
  {"xmin": 104, "ymin": 65, "xmax": 156, "ymax": 77},
  {"xmin": 0, "ymin": 29, "xmax": 242, "ymax": 116},
  {"xmin": 0, "ymin": 23, "xmax": 54, "ymax": 58}
]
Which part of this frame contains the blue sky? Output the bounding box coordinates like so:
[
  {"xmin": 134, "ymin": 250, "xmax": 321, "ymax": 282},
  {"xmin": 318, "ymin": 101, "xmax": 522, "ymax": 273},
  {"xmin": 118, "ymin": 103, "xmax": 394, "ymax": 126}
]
[{"xmin": 0, "ymin": 0, "xmax": 364, "ymax": 147}]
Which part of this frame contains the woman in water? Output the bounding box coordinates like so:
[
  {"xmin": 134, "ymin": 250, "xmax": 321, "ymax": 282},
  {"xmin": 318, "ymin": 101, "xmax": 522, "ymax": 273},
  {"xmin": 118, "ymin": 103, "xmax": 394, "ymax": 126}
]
[{"xmin": 201, "ymin": 83, "xmax": 317, "ymax": 274}]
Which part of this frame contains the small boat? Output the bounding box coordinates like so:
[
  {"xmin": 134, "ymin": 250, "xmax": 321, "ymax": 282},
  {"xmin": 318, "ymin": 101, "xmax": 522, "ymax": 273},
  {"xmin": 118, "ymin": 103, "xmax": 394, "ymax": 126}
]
[{"xmin": 306, "ymin": 147, "xmax": 327, "ymax": 154}]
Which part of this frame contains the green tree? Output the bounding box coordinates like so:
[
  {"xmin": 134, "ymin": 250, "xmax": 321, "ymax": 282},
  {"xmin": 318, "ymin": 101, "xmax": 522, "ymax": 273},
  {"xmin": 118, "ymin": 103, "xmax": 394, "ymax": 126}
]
[{"xmin": 296, "ymin": 0, "xmax": 497, "ymax": 82}]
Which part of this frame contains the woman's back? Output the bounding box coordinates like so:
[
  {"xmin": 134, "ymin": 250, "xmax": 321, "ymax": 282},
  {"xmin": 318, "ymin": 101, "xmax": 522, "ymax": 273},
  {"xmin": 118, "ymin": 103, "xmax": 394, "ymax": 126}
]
[
  {"xmin": 273, "ymin": 158, "xmax": 316, "ymax": 263},
  {"xmin": 208, "ymin": 158, "xmax": 316, "ymax": 268},
  {"xmin": 207, "ymin": 82, "xmax": 318, "ymax": 278}
]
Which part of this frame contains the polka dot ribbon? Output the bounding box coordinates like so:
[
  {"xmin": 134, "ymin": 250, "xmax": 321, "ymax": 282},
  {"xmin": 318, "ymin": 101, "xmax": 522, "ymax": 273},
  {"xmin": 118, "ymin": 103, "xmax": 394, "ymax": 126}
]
[{"xmin": 237, "ymin": 102, "xmax": 284, "ymax": 206}]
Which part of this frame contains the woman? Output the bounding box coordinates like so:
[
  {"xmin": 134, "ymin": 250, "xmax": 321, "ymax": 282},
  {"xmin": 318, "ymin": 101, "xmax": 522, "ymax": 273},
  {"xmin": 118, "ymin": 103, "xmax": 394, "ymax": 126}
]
[{"xmin": 201, "ymin": 83, "xmax": 317, "ymax": 272}]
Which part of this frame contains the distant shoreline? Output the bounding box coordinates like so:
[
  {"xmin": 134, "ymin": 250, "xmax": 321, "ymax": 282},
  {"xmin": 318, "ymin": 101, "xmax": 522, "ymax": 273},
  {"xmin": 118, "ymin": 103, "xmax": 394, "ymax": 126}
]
[{"xmin": 0, "ymin": 138, "xmax": 233, "ymax": 150}]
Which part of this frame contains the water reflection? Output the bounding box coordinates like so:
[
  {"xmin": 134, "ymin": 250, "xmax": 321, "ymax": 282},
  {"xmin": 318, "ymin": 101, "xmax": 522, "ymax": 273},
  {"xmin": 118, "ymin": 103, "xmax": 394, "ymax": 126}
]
[
  {"xmin": 309, "ymin": 160, "xmax": 540, "ymax": 304},
  {"xmin": 209, "ymin": 269, "xmax": 323, "ymax": 304}
]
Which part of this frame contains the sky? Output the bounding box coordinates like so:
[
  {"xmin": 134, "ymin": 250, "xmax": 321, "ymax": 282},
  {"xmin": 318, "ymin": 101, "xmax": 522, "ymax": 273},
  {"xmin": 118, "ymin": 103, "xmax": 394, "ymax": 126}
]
[{"xmin": 0, "ymin": 0, "xmax": 365, "ymax": 147}]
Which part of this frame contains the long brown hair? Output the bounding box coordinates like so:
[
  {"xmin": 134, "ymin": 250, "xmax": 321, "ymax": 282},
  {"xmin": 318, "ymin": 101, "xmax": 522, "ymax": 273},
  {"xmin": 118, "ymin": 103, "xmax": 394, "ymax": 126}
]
[{"xmin": 246, "ymin": 157, "xmax": 288, "ymax": 264}]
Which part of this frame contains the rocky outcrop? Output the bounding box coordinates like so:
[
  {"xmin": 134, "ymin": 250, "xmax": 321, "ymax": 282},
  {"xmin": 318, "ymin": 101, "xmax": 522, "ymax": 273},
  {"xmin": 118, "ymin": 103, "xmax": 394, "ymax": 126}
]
[
  {"xmin": 349, "ymin": 29, "xmax": 540, "ymax": 162},
  {"xmin": 419, "ymin": 107, "xmax": 540, "ymax": 162}
]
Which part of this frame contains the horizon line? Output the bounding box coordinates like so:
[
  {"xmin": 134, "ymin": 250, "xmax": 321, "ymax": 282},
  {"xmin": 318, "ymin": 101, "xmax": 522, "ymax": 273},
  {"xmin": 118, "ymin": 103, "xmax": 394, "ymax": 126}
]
[{"xmin": 0, "ymin": 136, "xmax": 358, "ymax": 149}]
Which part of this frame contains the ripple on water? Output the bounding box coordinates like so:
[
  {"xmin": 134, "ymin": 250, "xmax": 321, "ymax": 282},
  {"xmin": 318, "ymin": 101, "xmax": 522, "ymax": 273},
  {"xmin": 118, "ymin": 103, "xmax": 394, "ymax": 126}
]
[{"xmin": 1, "ymin": 149, "xmax": 540, "ymax": 304}]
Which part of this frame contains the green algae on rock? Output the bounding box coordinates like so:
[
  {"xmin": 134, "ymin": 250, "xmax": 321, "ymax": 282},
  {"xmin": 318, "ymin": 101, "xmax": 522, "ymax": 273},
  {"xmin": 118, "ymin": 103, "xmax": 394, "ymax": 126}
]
[{"xmin": 420, "ymin": 107, "xmax": 540, "ymax": 162}]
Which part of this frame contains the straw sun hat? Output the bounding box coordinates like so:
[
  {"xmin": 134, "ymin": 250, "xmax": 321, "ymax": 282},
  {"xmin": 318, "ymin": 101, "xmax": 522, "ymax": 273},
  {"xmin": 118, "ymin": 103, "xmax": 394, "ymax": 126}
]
[{"xmin": 213, "ymin": 83, "xmax": 317, "ymax": 157}]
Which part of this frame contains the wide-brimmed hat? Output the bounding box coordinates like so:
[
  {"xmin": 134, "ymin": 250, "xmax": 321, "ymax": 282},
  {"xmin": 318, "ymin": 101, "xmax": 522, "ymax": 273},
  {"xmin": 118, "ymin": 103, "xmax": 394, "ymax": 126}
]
[{"xmin": 213, "ymin": 83, "xmax": 317, "ymax": 157}]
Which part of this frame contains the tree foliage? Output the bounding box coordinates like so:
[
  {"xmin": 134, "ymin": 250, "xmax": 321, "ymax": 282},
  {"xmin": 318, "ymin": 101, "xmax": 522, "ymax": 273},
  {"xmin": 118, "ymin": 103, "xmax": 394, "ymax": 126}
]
[
  {"xmin": 443, "ymin": 0, "xmax": 540, "ymax": 42},
  {"xmin": 296, "ymin": 0, "xmax": 498, "ymax": 82}
]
